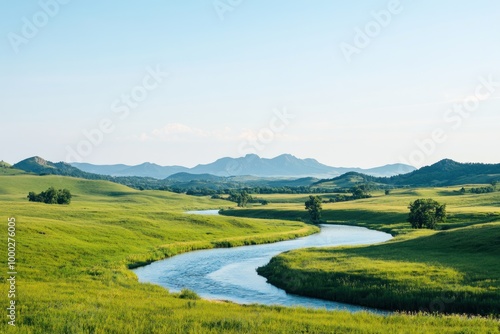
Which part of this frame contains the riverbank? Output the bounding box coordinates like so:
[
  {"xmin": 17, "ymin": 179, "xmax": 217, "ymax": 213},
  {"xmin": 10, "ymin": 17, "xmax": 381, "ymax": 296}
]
[
  {"xmin": 127, "ymin": 224, "xmax": 318, "ymax": 269},
  {"xmin": 258, "ymin": 222, "xmax": 500, "ymax": 315},
  {"xmin": 225, "ymin": 189, "xmax": 500, "ymax": 316},
  {"xmin": 133, "ymin": 224, "xmax": 392, "ymax": 312}
]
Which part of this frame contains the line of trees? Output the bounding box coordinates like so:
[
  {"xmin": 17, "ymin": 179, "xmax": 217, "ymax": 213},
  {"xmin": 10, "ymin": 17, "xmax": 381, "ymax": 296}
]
[
  {"xmin": 325, "ymin": 185, "xmax": 373, "ymax": 203},
  {"xmin": 28, "ymin": 187, "xmax": 72, "ymax": 204},
  {"xmin": 178, "ymin": 186, "xmax": 347, "ymax": 196}
]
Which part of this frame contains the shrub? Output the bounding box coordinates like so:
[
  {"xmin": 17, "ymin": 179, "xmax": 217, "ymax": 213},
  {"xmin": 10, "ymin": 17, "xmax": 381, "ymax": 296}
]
[
  {"xmin": 408, "ymin": 198, "xmax": 446, "ymax": 229},
  {"xmin": 178, "ymin": 288, "xmax": 200, "ymax": 300},
  {"xmin": 27, "ymin": 187, "xmax": 72, "ymax": 204}
]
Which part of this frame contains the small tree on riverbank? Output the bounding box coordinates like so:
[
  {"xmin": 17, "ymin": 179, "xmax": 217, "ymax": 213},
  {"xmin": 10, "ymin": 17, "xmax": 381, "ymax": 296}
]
[
  {"xmin": 305, "ymin": 195, "xmax": 322, "ymax": 223},
  {"xmin": 228, "ymin": 191, "xmax": 252, "ymax": 207}
]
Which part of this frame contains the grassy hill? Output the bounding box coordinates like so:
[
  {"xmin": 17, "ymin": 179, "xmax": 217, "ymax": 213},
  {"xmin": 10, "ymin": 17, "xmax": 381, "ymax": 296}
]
[
  {"xmin": 386, "ymin": 159, "xmax": 500, "ymax": 186},
  {"xmin": 13, "ymin": 156, "xmax": 82, "ymax": 175},
  {"xmin": 1, "ymin": 175, "xmax": 498, "ymax": 332},
  {"xmin": 311, "ymin": 172, "xmax": 386, "ymax": 190},
  {"xmin": 313, "ymin": 159, "xmax": 500, "ymax": 189},
  {"xmin": 258, "ymin": 222, "xmax": 500, "ymax": 315},
  {"xmin": 0, "ymin": 160, "xmax": 25, "ymax": 176}
]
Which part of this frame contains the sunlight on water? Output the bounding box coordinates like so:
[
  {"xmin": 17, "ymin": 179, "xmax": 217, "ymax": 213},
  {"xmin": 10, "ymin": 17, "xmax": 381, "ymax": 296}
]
[{"xmin": 134, "ymin": 211, "xmax": 392, "ymax": 314}]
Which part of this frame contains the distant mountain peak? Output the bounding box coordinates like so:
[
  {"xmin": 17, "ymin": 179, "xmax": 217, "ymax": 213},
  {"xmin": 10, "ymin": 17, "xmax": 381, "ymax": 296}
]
[
  {"xmin": 13, "ymin": 156, "xmax": 98, "ymax": 177},
  {"xmin": 273, "ymin": 154, "xmax": 299, "ymax": 162},
  {"xmin": 434, "ymin": 158, "xmax": 459, "ymax": 166},
  {"xmin": 70, "ymin": 154, "xmax": 417, "ymax": 178},
  {"xmin": 23, "ymin": 156, "xmax": 50, "ymax": 166},
  {"xmin": 274, "ymin": 153, "xmax": 295, "ymax": 158},
  {"xmin": 426, "ymin": 159, "xmax": 461, "ymax": 172}
]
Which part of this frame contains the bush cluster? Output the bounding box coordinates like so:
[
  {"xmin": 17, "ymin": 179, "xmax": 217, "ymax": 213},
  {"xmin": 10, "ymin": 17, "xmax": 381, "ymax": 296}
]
[{"xmin": 27, "ymin": 187, "xmax": 72, "ymax": 204}]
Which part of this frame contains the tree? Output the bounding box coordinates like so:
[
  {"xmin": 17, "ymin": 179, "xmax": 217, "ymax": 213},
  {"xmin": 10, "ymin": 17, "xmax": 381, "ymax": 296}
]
[
  {"xmin": 238, "ymin": 191, "xmax": 251, "ymax": 207},
  {"xmin": 305, "ymin": 195, "xmax": 322, "ymax": 223},
  {"xmin": 408, "ymin": 198, "xmax": 446, "ymax": 229},
  {"xmin": 27, "ymin": 191, "xmax": 40, "ymax": 202},
  {"xmin": 56, "ymin": 189, "xmax": 72, "ymax": 204},
  {"xmin": 350, "ymin": 184, "xmax": 372, "ymax": 199},
  {"xmin": 27, "ymin": 187, "xmax": 72, "ymax": 205},
  {"xmin": 43, "ymin": 187, "xmax": 58, "ymax": 204},
  {"xmin": 260, "ymin": 199, "xmax": 269, "ymax": 206},
  {"xmin": 228, "ymin": 191, "xmax": 252, "ymax": 207}
]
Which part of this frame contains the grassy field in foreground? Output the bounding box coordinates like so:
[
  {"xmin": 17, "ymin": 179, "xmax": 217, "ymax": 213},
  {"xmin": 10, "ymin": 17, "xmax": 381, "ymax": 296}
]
[{"xmin": 0, "ymin": 175, "xmax": 499, "ymax": 333}]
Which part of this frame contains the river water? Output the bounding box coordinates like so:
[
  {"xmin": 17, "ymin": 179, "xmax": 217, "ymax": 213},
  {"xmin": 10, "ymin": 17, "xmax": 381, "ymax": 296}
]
[{"xmin": 133, "ymin": 210, "xmax": 392, "ymax": 313}]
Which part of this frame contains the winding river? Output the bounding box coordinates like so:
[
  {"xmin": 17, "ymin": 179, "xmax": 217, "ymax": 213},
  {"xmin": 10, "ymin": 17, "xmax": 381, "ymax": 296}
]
[{"xmin": 133, "ymin": 210, "xmax": 393, "ymax": 313}]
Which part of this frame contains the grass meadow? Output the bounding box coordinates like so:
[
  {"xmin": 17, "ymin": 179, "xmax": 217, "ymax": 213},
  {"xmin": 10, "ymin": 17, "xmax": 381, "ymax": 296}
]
[
  {"xmin": 0, "ymin": 175, "xmax": 498, "ymax": 333},
  {"xmin": 228, "ymin": 188, "xmax": 500, "ymax": 316}
]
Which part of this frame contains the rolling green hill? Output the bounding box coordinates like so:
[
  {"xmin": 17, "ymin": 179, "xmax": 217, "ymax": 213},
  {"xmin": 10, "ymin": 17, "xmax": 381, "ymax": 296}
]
[
  {"xmin": 386, "ymin": 159, "xmax": 500, "ymax": 186},
  {"xmin": 313, "ymin": 159, "xmax": 500, "ymax": 189},
  {"xmin": 0, "ymin": 160, "xmax": 11, "ymax": 167},
  {"xmin": 311, "ymin": 172, "xmax": 386, "ymax": 190},
  {"xmin": 0, "ymin": 160, "xmax": 25, "ymax": 176},
  {"xmin": 13, "ymin": 156, "xmax": 109, "ymax": 179}
]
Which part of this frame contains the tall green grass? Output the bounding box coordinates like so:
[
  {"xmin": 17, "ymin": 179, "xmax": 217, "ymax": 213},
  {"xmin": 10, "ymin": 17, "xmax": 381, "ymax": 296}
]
[
  {"xmin": 0, "ymin": 175, "xmax": 498, "ymax": 333},
  {"xmin": 251, "ymin": 187, "xmax": 500, "ymax": 316},
  {"xmin": 258, "ymin": 222, "xmax": 500, "ymax": 315}
]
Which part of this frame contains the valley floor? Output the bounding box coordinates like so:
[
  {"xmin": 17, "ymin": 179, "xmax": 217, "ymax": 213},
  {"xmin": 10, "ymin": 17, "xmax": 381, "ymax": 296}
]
[{"xmin": 0, "ymin": 176, "xmax": 498, "ymax": 333}]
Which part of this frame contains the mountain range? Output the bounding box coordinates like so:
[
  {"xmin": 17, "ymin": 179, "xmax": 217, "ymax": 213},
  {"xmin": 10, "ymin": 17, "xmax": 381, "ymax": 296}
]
[
  {"xmin": 6, "ymin": 156, "xmax": 500, "ymax": 191},
  {"xmin": 71, "ymin": 154, "xmax": 416, "ymax": 179}
]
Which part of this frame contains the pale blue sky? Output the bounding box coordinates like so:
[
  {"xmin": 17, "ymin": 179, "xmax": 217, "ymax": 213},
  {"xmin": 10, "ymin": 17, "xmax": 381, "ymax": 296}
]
[{"xmin": 1, "ymin": 1, "xmax": 499, "ymax": 168}]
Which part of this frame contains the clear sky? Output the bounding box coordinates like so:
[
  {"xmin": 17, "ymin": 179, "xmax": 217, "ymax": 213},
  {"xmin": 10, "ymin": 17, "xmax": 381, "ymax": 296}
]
[{"xmin": 1, "ymin": 0, "xmax": 499, "ymax": 168}]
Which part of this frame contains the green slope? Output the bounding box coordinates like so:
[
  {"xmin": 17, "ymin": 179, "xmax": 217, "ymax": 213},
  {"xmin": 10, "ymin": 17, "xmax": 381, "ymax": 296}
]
[
  {"xmin": 258, "ymin": 222, "xmax": 500, "ymax": 315},
  {"xmin": 313, "ymin": 159, "xmax": 500, "ymax": 188}
]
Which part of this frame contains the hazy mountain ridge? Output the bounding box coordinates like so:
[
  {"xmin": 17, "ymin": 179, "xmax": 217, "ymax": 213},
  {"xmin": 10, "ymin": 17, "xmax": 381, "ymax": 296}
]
[
  {"xmin": 10, "ymin": 156, "xmax": 500, "ymax": 190},
  {"xmin": 71, "ymin": 154, "xmax": 416, "ymax": 179},
  {"xmin": 71, "ymin": 162, "xmax": 189, "ymax": 179}
]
